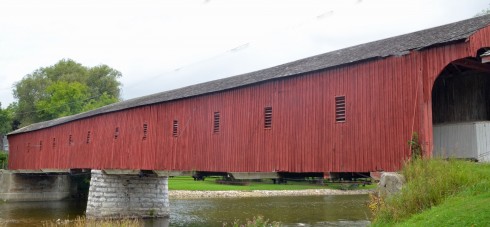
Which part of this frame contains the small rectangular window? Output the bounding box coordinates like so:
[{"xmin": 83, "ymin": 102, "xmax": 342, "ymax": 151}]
[
  {"xmin": 143, "ymin": 123, "xmax": 148, "ymax": 140},
  {"xmin": 213, "ymin": 112, "xmax": 220, "ymax": 133},
  {"xmin": 264, "ymin": 107, "xmax": 272, "ymax": 129},
  {"xmin": 173, "ymin": 120, "xmax": 178, "ymax": 137},
  {"xmin": 39, "ymin": 141, "xmax": 43, "ymax": 151},
  {"xmin": 335, "ymin": 96, "xmax": 346, "ymax": 122},
  {"xmin": 52, "ymin": 138, "xmax": 56, "ymax": 149},
  {"xmin": 69, "ymin": 134, "xmax": 73, "ymax": 145},
  {"xmin": 114, "ymin": 127, "xmax": 119, "ymax": 140},
  {"xmin": 86, "ymin": 131, "xmax": 91, "ymax": 144}
]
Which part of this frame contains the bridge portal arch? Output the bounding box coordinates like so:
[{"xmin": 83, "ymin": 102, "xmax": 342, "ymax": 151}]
[{"xmin": 431, "ymin": 48, "xmax": 490, "ymax": 161}]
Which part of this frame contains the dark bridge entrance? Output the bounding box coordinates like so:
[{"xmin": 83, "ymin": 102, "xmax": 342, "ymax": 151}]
[{"xmin": 432, "ymin": 50, "xmax": 490, "ymax": 161}]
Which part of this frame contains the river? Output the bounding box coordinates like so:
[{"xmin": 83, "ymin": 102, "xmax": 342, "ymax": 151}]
[{"xmin": 0, "ymin": 194, "xmax": 371, "ymax": 226}]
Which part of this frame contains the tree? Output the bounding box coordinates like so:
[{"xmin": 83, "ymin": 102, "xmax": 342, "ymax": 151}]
[
  {"xmin": 13, "ymin": 59, "xmax": 122, "ymax": 126},
  {"xmin": 476, "ymin": 4, "xmax": 490, "ymax": 17},
  {"xmin": 0, "ymin": 102, "xmax": 15, "ymax": 151},
  {"xmin": 35, "ymin": 81, "xmax": 90, "ymax": 120},
  {"xmin": 0, "ymin": 103, "xmax": 13, "ymax": 135}
]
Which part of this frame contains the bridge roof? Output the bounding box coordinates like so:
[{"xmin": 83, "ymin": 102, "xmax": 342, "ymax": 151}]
[{"xmin": 9, "ymin": 15, "xmax": 490, "ymax": 135}]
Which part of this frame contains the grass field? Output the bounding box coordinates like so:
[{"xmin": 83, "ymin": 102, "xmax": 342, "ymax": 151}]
[
  {"xmin": 398, "ymin": 191, "xmax": 490, "ymax": 226},
  {"xmin": 168, "ymin": 176, "xmax": 375, "ymax": 191},
  {"xmin": 372, "ymin": 159, "xmax": 490, "ymax": 226}
]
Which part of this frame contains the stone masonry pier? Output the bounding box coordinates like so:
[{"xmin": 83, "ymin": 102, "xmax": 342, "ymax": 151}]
[{"xmin": 86, "ymin": 170, "xmax": 169, "ymax": 219}]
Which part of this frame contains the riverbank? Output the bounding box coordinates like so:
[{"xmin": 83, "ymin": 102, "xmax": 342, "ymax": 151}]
[
  {"xmin": 371, "ymin": 159, "xmax": 490, "ymax": 226},
  {"xmin": 169, "ymin": 188, "xmax": 374, "ymax": 199},
  {"xmin": 168, "ymin": 175, "xmax": 376, "ymax": 191}
]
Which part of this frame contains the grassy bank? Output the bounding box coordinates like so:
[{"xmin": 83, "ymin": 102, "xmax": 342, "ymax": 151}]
[
  {"xmin": 42, "ymin": 216, "xmax": 142, "ymax": 227},
  {"xmin": 168, "ymin": 176, "xmax": 375, "ymax": 191},
  {"xmin": 372, "ymin": 158, "xmax": 490, "ymax": 226},
  {"xmin": 43, "ymin": 216, "xmax": 279, "ymax": 227}
]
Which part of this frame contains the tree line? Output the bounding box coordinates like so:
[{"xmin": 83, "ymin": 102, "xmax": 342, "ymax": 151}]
[{"xmin": 0, "ymin": 59, "xmax": 122, "ymax": 150}]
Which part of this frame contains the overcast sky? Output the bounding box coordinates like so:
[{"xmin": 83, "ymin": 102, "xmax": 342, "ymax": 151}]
[{"xmin": 0, "ymin": 0, "xmax": 488, "ymax": 107}]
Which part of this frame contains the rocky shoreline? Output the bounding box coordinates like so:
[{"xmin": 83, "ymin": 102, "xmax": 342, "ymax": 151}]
[{"xmin": 169, "ymin": 188, "xmax": 374, "ymax": 199}]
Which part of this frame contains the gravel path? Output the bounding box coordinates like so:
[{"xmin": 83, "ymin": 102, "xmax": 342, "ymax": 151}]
[{"xmin": 169, "ymin": 189, "xmax": 374, "ymax": 199}]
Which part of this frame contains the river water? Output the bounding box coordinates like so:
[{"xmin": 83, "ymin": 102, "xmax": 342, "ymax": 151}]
[{"xmin": 0, "ymin": 195, "xmax": 371, "ymax": 226}]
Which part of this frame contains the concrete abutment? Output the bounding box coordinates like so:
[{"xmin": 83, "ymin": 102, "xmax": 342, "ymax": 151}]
[
  {"xmin": 86, "ymin": 170, "xmax": 170, "ymax": 219},
  {"xmin": 0, "ymin": 170, "xmax": 86, "ymax": 202}
]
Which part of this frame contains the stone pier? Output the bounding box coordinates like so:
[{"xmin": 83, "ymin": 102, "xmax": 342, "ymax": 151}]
[{"xmin": 85, "ymin": 170, "xmax": 169, "ymax": 219}]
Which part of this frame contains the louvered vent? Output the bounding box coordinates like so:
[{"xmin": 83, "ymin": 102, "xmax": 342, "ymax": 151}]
[
  {"xmin": 335, "ymin": 96, "xmax": 346, "ymax": 122},
  {"xmin": 213, "ymin": 112, "xmax": 220, "ymax": 133},
  {"xmin": 69, "ymin": 134, "xmax": 73, "ymax": 145},
  {"xmin": 173, "ymin": 120, "xmax": 178, "ymax": 137},
  {"xmin": 52, "ymin": 138, "xmax": 56, "ymax": 149},
  {"xmin": 86, "ymin": 131, "xmax": 91, "ymax": 144},
  {"xmin": 114, "ymin": 127, "xmax": 119, "ymax": 140},
  {"xmin": 143, "ymin": 123, "xmax": 148, "ymax": 140},
  {"xmin": 264, "ymin": 107, "xmax": 272, "ymax": 129}
]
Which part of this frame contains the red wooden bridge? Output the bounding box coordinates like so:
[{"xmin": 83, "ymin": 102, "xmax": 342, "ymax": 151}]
[{"xmin": 7, "ymin": 15, "xmax": 490, "ymax": 178}]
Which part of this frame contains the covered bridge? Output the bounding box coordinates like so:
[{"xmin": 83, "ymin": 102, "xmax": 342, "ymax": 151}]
[{"xmin": 7, "ymin": 15, "xmax": 490, "ymax": 177}]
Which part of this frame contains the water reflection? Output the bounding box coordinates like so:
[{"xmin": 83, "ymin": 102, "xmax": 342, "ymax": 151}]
[
  {"xmin": 0, "ymin": 200, "xmax": 86, "ymax": 227},
  {"xmin": 169, "ymin": 195, "xmax": 371, "ymax": 227},
  {"xmin": 0, "ymin": 195, "xmax": 370, "ymax": 227}
]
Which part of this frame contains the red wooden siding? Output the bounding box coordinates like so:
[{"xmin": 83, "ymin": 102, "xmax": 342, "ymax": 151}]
[{"xmin": 8, "ymin": 27, "xmax": 490, "ymax": 173}]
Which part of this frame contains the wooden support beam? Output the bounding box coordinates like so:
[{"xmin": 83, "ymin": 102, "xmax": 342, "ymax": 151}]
[
  {"xmin": 153, "ymin": 170, "xmax": 192, "ymax": 177},
  {"xmin": 452, "ymin": 59, "xmax": 490, "ymax": 73},
  {"xmin": 482, "ymin": 55, "xmax": 490, "ymax": 64},
  {"xmin": 481, "ymin": 50, "xmax": 490, "ymax": 64},
  {"xmin": 41, "ymin": 169, "xmax": 70, "ymax": 173},
  {"xmin": 229, "ymin": 172, "xmax": 279, "ymax": 180},
  {"xmin": 9, "ymin": 169, "xmax": 44, "ymax": 174},
  {"xmin": 103, "ymin": 169, "xmax": 141, "ymax": 175}
]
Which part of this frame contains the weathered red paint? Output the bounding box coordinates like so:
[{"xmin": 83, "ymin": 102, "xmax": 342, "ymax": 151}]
[{"xmin": 7, "ymin": 26, "xmax": 490, "ymax": 173}]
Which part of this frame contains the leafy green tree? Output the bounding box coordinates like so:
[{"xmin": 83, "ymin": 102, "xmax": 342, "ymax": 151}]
[
  {"xmin": 0, "ymin": 102, "xmax": 13, "ymax": 136},
  {"xmin": 0, "ymin": 102, "xmax": 15, "ymax": 152},
  {"xmin": 35, "ymin": 81, "xmax": 90, "ymax": 120},
  {"xmin": 13, "ymin": 59, "xmax": 122, "ymax": 126}
]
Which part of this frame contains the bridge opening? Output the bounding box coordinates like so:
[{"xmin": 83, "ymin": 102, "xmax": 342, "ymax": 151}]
[{"xmin": 431, "ymin": 48, "xmax": 490, "ymax": 162}]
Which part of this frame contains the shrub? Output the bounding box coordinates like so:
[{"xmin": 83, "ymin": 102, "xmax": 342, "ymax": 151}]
[
  {"xmin": 373, "ymin": 158, "xmax": 490, "ymax": 224},
  {"xmin": 0, "ymin": 151, "xmax": 7, "ymax": 169}
]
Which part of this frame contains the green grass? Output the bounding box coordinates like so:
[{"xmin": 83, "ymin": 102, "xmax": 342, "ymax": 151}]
[
  {"xmin": 168, "ymin": 176, "xmax": 375, "ymax": 191},
  {"xmin": 42, "ymin": 216, "xmax": 142, "ymax": 227},
  {"xmin": 397, "ymin": 191, "xmax": 490, "ymax": 226},
  {"xmin": 372, "ymin": 158, "xmax": 490, "ymax": 226}
]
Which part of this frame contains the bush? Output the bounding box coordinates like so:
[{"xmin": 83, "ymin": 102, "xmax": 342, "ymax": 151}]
[
  {"xmin": 0, "ymin": 151, "xmax": 7, "ymax": 169},
  {"xmin": 373, "ymin": 158, "xmax": 490, "ymax": 224}
]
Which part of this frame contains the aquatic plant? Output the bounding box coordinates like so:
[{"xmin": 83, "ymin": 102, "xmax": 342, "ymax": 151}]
[{"xmin": 222, "ymin": 215, "xmax": 280, "ymax": 227}]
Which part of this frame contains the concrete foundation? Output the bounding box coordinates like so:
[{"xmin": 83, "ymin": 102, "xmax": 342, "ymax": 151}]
[
  {"xmin": 0, "ymin": 170, "xmax": 75, "ymax": 202},
  {"xmin": 86, "ymin": 170, "xmax": 169, "ymax": 219}
]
